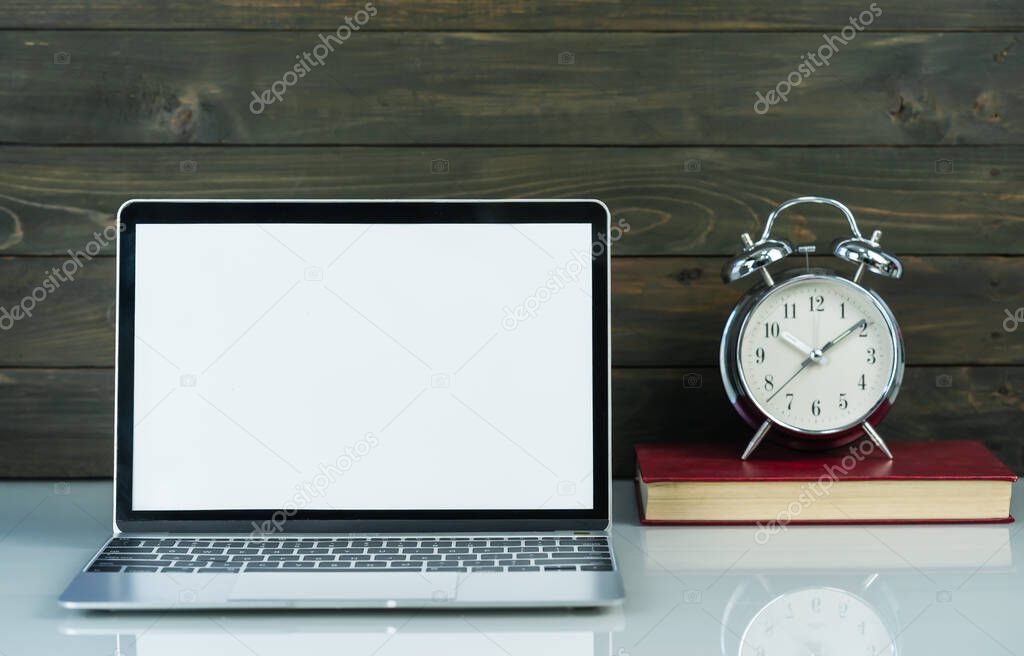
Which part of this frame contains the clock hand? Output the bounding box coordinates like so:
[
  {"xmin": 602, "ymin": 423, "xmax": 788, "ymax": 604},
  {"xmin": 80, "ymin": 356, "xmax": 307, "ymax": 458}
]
[
  {"xmin": 818, "ymin": 319, "xmax": 869, "ymax": 355},
  {"xmin": 765, "ymin": 351, "xmax": 818, "ymax": 402},
  {"xmin": 780, "ymin": 331, "xmax": 829, "ymax": 365},
  {"xmin": 766, "ymin": 320, "xmax": 869, "ymax": 404}
]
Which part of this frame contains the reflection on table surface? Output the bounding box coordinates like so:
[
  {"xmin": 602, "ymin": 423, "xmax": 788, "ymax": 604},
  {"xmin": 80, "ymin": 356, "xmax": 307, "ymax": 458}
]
[
  {"xmin": 62, "ymin": 610, "xmax": 619, "ymax": 656},
  {"xmin": 612, "ymin": 481, "xmax": 1022, "ymax": 656},
  {"xmin": 2, "ymin": 480, "xmax": 1023, "ymax": 655}
]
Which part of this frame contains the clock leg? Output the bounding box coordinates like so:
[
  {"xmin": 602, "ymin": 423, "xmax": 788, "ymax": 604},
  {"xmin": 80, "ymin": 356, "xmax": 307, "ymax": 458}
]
[
  {"xmin": 862, "ymin": 421, "xmax": 894, "ymax": 459},
  {"xmin": 741, "ymin": 420, "xmax": 773, "ymax": 460}
]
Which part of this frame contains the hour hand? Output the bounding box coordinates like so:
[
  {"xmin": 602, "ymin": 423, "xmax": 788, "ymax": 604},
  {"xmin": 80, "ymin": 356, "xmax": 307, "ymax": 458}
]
[{"xmin": 780, "ymin": 331, "xmax": 828, "ymax": 365}]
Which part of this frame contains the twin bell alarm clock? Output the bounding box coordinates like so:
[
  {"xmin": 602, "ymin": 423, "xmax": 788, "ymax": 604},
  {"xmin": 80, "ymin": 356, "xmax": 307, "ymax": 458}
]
[{"xmin": 719, "ymin": 197, "xmax": 905, "ymax": 460}]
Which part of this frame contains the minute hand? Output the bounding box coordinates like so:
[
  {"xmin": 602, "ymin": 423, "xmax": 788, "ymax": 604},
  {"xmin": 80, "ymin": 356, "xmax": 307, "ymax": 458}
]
[
  {"xmin": 765, "ymin": 319, "xmax": 869, "ymax": 403},
  {"xmin": 819, "ymin": 319, "xmax": 868, "ymax": 355}
]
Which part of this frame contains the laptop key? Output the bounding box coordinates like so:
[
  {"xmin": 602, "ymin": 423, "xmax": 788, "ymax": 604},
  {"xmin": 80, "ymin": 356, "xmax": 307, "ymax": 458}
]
[
  {"xmin": 125, "ymin": 566, "xmax": 159, "ymax": 572},
  {"xmin": 95, "ymin": 559, "xmax": 161, "ymax": 568},
  {"xmin": 318, "ymin": 561, "xmax": 353, "ymax": 568},
  {"xmin": 89, "ymin": 564, "xmax": 123, "ymax": 572},
  {"xmin": 581, "ymin": 565, "xmax": 614, "ymax": 571},
  {"xmin": 156, "ymin": 547, "xmax": 189, "ymax": 554},
  {"xmin": 204, "ymin": 567, "xmax": 241, "ymax": 573},
  {"xmin": 544, "ymin": 566, "xmax": 578, "ymax": 571},
  {"xmin": 388, "ymin": 561, "xmax": 424, "ymax": 569},
  {"xmin": 509, "ymin": 566, "xmax": 540, "ymax": 572},
  {"xmin": 245, "ymin": 562, "xmax": 281, "ymax": 570},
  {"xmin": 162, "ymin": 567, "xmax": 195, "ymax": 573},
  {"xmin": 282, "ymin": 562, "xmax": 315, "ymax": 569},
  {"xmin": 192, "ymin": 548, "xmax": 226, "ymax": 555},
  {"xmin": 471, "ymin": 567, "xmax": 503, "ymax": 572},
  {"xmin": 226, "ymin": 548, "xmax": 260, "ymax": 555},
  {"xmin": 426, "ymin": 567, "xmax": 467, "ymax": 572},
  {"xmin": 354, "ymin": 562, "xmax": 387, "ymax": 568},
  {"xmin": 302, "ymin": 555, "xmax": 336, "ymax": 562},
  {"xmin": 110, "ymin": 538, "xmax": 143, "ymax": 546}
]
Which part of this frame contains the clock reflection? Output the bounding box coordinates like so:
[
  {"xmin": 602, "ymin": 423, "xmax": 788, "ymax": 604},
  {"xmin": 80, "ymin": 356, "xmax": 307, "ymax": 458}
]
[
  {"xmin": 737, "ymin": 586, "xmax": 896, "ymax": 656},
  {"xmin": 631, "ymin": 522, "xmax": 1018, "ymax": 655}
]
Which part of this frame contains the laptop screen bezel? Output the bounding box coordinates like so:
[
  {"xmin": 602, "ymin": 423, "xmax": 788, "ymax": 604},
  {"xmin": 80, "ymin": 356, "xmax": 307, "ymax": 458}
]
[{"xmin": 114, "ymin": 200, "xmax": 611, "ymax": 532}]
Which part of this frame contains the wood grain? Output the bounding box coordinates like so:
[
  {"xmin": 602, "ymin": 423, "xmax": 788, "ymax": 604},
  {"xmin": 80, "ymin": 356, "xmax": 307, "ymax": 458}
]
[
  {"xmin": 1, "ymin": 366, "xmax": 1018, "ymax": 477},
  {"xmin": 0, "ymin": 368, "xmax": 113, "ymax": 478},
  {"xmin": 1, "ymin": 146, "xmax": 1022, "ymax": 256},
  {"xmin": 0, "ymin": 255, "xmax": 1020, "ymax": 367},
  {"xmin": 2, "ymin": 1, "xmax": 1022, "ymax": 31},
  {"xmin": 2, "ymin": 3, "xmax": 1022, "ymax": 480},
  {"xmin": 2, "ymin": 32, "xmax": 1021, "ymax": 145},
  {"xmin": 0, "ymin": 255, "xmax": 115, "ymax": 366}
]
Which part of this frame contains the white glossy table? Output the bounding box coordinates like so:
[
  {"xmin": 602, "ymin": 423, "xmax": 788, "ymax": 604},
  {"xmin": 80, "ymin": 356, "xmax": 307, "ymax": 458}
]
[{"xmin": 2, "ymin": 479, "xmax": 1022, "ymax": 655}]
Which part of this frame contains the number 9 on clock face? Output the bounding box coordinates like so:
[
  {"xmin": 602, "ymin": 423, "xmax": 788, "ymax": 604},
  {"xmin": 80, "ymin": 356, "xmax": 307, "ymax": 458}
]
[{"xmin": 734, "ymin": 274, "xmax": 901, "ymax": 436}]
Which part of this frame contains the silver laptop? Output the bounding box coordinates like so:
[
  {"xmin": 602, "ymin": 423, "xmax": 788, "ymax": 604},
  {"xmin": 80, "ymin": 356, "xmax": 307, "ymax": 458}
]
[{"xmin": 60, "ymin": 199, "xmax": 624, "ymax": 609}]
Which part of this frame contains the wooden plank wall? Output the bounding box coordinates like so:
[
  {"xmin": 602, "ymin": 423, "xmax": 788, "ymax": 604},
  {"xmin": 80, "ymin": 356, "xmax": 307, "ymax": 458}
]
[{"xmin": 0, "ymin": 2, "xmax": 1022, "ymax": 477}]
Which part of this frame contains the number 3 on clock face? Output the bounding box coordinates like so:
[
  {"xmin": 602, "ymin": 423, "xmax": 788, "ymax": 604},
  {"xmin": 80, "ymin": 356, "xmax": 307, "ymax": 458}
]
[{"xmin": 736, "ymin": 274, "xmax": 901, "ymax": 435}]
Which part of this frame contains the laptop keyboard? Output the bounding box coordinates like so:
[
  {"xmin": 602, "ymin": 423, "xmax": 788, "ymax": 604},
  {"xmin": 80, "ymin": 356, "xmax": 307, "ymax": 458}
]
[{"xmin": 87, "ymin": 535, "xmax": 613, "ymax": 574}]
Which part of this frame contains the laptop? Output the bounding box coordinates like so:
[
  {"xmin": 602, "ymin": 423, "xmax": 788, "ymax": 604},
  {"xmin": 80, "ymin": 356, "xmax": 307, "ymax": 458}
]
[{"xmin": 60, "ymin": 199, "xmax": 624, "ymax": 609}]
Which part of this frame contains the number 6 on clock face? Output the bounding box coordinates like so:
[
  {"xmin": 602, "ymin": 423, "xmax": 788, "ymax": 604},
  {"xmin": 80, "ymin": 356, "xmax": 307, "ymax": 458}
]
[{"xmin": 722, "ymin": 272, "xmax": 904, "ymax": 447}]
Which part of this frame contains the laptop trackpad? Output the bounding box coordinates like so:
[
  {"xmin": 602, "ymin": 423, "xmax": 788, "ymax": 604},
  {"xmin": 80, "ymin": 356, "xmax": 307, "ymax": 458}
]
[{"xmin": 228, "ymin": 572, "xmax": 459, "ymax": 603}]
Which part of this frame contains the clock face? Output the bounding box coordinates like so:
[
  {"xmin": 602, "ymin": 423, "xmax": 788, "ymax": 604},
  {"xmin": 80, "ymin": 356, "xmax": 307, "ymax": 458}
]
[
  {"xmin": 739, "ymin": 587, "xmax": 896, "ymax": 656},
  {"xmin": 737, "ymin": 275, "xmax": 898, "ymax": 434}
]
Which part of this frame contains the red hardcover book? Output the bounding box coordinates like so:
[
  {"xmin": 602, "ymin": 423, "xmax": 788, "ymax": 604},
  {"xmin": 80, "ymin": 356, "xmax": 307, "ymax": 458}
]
[{"xmin": 636, "ymin": 440, "xmax": 1016, "ymax": 525}]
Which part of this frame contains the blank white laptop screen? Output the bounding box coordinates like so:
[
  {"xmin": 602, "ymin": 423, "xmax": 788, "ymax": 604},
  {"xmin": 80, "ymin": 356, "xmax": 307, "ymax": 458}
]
[{"xmin": 130, "ymin": 223, "xmax": 595, "ymax": 511}]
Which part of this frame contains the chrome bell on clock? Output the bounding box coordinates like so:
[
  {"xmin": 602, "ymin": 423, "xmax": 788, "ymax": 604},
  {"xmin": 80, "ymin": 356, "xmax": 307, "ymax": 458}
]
[
  {"xmin": 721, "ymin": 232, "xmax": 794, "ymax": 286},
  {"xmin": 833, "ymin": 230, "xmax": 903, "ymax": 282},
  {"xmin": 718, "ymin": 196, "xmax": 905, "ymax": 461}
]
